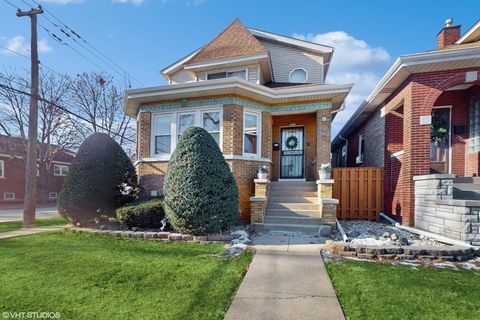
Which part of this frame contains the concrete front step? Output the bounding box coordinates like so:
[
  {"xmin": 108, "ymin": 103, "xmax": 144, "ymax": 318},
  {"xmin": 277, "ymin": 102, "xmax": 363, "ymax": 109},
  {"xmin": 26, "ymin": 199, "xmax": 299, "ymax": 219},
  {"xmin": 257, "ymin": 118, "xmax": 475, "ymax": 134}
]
[
  {"xmin": 269, "ymin": 191, "xmax": 317, "ymax": 197},
  {"xmin": 271, "ymin": 181, "xmax": 316, "ymax": 186},
  {"xmin": 268, "ymin": 196, "xmax": 318, "ymax": 204},
  {"xmin": 453, "ymin": 177, "xmax": 480, "ymax": 184},
  {"xmin": 262, "ymin": 223, "xmax": 321, "ymax": 233},
  {"xmin": 267, "ymin": 203, "xmax": 319, "ymax": 210},
  {"xmin": 265, "ymin": 209, "xmax": 321, "ymax": 218},
  {"xmin": 264, "ymin": 215, "xmax": 322, "ymax": 225},
  {"xmin": 270, "ymin": 185, "xmax": 316, "ymax": 192}
]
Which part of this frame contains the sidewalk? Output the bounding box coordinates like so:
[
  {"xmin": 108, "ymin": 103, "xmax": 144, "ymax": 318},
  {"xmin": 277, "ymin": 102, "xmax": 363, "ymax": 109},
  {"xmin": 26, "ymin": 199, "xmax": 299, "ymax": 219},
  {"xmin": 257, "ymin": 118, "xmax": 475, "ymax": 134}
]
[
  {"xmin": 225, "ymin": 232, "xmax": 345, "ymax": 320},
  {"xmin": 0, "ymin": 226, "xmax": 64, "ymax": 240}
]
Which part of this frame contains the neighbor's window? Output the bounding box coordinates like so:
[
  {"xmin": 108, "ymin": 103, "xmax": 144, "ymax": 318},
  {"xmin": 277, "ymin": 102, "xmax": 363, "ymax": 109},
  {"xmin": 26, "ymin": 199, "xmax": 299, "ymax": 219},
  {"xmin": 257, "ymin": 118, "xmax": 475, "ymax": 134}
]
[
  {"xmin": 54, "ymin": 165, "xmax": 69, "ymax": 176},
  {"xmin": 48, "ymin": 192, "xmax": 58, "ymax": 199},
  {"xmin": 244, "ymin": 111, "xmax": 260, "ymax": 155},
  {"xmin": 207, "ymin": 70, "xmax": 246, "ymax": 80},
  {"xmin": 203, "ymin": 110, "xmax": 221, "ymax": 144},
  {"xmin": 289, "ymin": 68, "xmax": 308, "ymax": 83},
  {"xmin": 4, "ymin": 193, "xmax": 15, "ymax": 200},
  {"xmin": 0, "ymin": 160, "xmax": 4, "ymax": 178},
  {"xmin": 358, "ymin": 134, "xmax": 365, "ymax": 157},
  {"xmin": 470, "ymin": 95, "xmax": 480, "ymax": 152},
  {"xmin": 154, "ymin": 114, "xmax": 172, "ymax": 156}
]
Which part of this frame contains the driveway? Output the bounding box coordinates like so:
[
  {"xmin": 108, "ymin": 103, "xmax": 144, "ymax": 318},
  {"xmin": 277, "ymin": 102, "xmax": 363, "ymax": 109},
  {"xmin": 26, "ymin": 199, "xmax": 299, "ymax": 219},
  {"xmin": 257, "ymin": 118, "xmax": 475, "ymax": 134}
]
[{"xmin": 0, "ymin": 205, "xmax": 59, "ymax": 222}]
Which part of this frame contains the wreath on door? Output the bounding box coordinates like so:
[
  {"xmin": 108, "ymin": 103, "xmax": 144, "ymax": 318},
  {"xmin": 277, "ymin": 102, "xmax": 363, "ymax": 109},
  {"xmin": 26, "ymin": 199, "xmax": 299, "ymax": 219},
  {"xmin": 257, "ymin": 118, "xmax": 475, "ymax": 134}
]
[
  {"xmin": 285, "ymin": 135, "xmax": 298, "ymax": 149},
  {"xmin": 430, "ymin": 115, "xmax": 448, "ymax": 143}
]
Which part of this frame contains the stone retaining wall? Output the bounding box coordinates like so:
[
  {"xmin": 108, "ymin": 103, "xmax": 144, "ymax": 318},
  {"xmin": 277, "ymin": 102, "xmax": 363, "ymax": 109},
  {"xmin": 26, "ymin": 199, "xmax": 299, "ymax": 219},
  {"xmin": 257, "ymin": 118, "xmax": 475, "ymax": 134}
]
[{"xmin": 414, "ymin": 174, "xmax": 480, "ymax": 245}]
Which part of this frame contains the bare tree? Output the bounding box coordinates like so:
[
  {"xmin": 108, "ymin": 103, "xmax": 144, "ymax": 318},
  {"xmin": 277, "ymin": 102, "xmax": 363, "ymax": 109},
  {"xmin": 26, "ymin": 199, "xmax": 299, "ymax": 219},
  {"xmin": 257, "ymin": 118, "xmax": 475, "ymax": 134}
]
[
  {"xmin": 69, "ymin": 72, "xmax": 135, "ymax": 152},
  {"xmin": 0, "ymin": 69, "xmax": 81, "ymax": 202}
]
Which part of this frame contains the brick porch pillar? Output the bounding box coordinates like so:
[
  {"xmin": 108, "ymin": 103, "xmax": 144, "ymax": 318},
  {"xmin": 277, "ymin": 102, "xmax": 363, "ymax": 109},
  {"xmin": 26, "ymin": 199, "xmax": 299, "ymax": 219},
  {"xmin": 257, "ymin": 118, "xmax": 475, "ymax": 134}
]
[
  {"xmin": 316, "ymin": 109, "xmax": 331, "ymax": 177},
  {"xmin": 402, "ymin": 82, "xmax": 433, "ymax": 226}
]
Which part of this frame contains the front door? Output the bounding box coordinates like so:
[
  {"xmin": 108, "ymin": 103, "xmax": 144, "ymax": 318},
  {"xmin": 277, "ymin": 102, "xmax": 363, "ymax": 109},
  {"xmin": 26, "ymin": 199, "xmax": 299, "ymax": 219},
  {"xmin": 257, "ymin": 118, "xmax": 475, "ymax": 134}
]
[
  {"xmin": 280, "ymin": 127, "xmax": 304, "ymax": 179},
  {"xmin": 430, "ymin": 107, "xmax": 451, "ymax": 174}
]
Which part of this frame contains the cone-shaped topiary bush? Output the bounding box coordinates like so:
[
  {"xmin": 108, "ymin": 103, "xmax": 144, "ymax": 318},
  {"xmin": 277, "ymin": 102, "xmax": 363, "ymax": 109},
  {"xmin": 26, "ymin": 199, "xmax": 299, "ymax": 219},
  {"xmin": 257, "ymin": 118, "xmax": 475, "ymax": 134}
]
[
  {"xmin": 163, "ymin": 127, "xmax": 239, "ymax": 235},
  {"xmin": 58, "ymin": 133, "xmax": 138, "ymax": 224}
]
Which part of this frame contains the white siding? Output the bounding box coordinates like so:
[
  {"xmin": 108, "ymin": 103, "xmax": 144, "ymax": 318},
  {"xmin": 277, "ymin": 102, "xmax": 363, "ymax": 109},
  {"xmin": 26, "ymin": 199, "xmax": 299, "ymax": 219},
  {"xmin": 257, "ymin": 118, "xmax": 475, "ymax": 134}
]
[
  {"xmin": 170, "ymin": 69, "xmax": 194, "ymax": 84},
  {"xmin": 247, "ymin": 66, "xmax": 260, "ymax": 84},
  {"xmin": 259, "ymin": 39, "xmax": 324, "ymax": 84}
]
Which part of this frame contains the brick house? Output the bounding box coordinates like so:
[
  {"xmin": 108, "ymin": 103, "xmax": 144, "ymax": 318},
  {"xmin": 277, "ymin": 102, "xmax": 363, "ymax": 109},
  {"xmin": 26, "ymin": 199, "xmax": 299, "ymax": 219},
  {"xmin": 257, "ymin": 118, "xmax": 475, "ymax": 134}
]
[
  {"xmin": 332, "ymin": 19, "xmax": 480, "ymax": 227},
  {"xmin": 0, "ymin": 135, "xmax": 75, "ymax": 205},
  {"xmin": 124, "ymin": 19, "xmax": 352, "ymax": 221}
]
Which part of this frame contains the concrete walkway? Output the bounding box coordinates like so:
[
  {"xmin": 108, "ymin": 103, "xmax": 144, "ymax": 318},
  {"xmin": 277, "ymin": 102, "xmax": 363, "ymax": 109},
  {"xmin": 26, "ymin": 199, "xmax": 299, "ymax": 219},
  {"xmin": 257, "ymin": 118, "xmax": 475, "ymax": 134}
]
[
  {"xmin": 225, "ymin": 232, "xmax": 345, "ymax": 320},
  {"xmin": 0, "ymin": 206, "xmax": 59, "ymax": 222},
  {"xmin": 0, "ymin": 226, "xmax": 64, "ymax": 240}
]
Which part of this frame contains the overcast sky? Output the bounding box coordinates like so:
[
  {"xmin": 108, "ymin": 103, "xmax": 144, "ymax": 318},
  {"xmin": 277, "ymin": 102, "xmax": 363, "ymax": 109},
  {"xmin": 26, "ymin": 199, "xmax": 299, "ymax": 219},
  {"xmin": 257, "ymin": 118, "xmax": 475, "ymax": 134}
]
[{"xmin": 0, "ymin": 0, "xmax": 477, "ymax": 138}]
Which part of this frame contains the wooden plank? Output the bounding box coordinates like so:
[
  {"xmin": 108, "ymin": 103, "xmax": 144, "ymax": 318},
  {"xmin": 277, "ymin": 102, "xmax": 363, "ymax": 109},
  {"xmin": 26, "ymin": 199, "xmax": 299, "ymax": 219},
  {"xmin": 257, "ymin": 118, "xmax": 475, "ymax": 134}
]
[{"xmin": 359, "ymin": 169, "xmax": 364, "ymax": 220}]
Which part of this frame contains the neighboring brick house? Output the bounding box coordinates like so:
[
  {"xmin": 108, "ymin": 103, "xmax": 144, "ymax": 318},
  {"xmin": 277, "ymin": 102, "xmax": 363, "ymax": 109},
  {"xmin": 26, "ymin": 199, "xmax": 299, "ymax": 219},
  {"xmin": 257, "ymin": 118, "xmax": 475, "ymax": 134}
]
[
  {"xmin": 124, "ymin": 19, "xmax": 352, "ymax": 220},
  {"xmin": 0, "ymin": 135, "xmax": 75, "ymax": 205},
  {"xmin": 332, "ymin": 19, "xmax": 480, "ymax": 226}
]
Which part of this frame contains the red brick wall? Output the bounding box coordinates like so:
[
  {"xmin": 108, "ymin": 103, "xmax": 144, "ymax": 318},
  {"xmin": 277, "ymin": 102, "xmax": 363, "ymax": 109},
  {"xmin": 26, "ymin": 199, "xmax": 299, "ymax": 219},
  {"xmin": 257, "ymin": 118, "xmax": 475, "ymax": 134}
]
[
  {"xmin": 382, "ymin": 68, "xmax": 480, "ymax": 226},
  {"xmin": 0, "ymin": 155, "xmax": 73, "ymax": 205}
]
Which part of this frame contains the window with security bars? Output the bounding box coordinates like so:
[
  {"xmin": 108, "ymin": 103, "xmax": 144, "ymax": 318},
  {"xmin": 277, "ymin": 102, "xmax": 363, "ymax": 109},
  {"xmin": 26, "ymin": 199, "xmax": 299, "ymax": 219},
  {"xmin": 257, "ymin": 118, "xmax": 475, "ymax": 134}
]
[{"xmin": 470, "ymin": 96, "xmax": 480, "ymax": 152}]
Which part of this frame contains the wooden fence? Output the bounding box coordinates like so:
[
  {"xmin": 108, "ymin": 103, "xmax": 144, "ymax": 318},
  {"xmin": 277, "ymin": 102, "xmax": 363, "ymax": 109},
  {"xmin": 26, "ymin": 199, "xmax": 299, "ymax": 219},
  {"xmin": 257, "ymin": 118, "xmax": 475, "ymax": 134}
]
[{"xmin": 332, "ymin": 167, "xmax": 384, "ymax": 221}]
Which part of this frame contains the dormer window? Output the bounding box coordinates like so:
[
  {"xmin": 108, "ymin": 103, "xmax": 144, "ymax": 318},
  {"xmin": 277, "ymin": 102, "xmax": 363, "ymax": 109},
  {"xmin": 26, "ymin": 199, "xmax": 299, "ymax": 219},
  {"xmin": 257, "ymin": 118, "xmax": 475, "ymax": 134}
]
[
  {"xmin": 289, "ymin": 68, "xmax": 308, "ymax": 83},
  {"xmin": 207, "ymin": 69, "xmax": 246, "ymax": 80}
]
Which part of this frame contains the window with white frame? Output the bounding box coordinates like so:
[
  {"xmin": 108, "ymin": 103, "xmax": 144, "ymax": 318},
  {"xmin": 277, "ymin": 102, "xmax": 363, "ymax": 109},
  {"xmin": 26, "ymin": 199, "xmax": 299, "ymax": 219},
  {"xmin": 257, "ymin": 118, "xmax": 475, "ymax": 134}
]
[
  {"xmin": 289, "ymin": 68, "xmax": 308, "ymax": 83},
  {"xmin": 0, "ymin": 160, "xmax": 4, "ymax": 178},
  {"xmin": 358, "ymin": 134, "xmax": 365, "ymax": 156},
  {"xmin": 207, "ymin": 69, "xmax": 246, "ymax": 80},
  {"xmin": 48, "ymin": 192, "xmax": 58, "ymax": 199},
  {"xmin": 151, "ymin": 108, "xmax": 222, "ymax": 158},
  {"xmin": 243, "ymin": 111, "xmax": 261, "ymax": 156},
  {"xmin": 54, "ymin": 164, "xmax": 69, "ymax": 176},
  {"xmin": 153, "ymin": 114, "xmax": 172, "ymax": 156},
  {"xmin": 4, "ymin": 193, "xmax": 15, "ymax": 200}
]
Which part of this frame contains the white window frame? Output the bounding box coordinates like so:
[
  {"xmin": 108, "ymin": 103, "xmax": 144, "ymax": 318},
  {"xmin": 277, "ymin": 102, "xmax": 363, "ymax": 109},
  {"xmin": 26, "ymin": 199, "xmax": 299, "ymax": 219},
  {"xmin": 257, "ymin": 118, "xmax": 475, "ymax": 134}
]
[
  {"xmin": 0, "ymin": 160, "xmax": 4, "ymax": 178},
  {"xmin": 54, "ymin": 164, "xmax": 69, "ymax": 176},
  {"xmin": 243, "ymin": 109, "xmax": 262, "ymax": 158},
  {"xmin": 358, "ymin": 133, "xmax": 365, "ymax": 157},
  {"xmin": 4, "ymin": 193, "xmax": 15, "ymax": 200},
  {"xmin": 48, "ymin": 192, "xmax": 58, "ymax": 199},
  {"xmin": 288, "ymin": 68, "xmax": 308, "ymax": 83},
  {"xmin": 150, "ymin": 106, "xmax": 223, "ymax": 160},
  {"xmin": 206, "ymin": 68, "xmax": 248, "ymax": 81}
]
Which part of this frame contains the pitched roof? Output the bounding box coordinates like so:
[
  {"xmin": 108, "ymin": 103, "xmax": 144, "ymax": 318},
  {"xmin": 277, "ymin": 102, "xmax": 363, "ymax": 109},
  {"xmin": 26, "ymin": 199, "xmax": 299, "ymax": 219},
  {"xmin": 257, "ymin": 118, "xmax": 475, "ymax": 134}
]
[{"xmin": 188, "ymin": 19, "xmax": 268, "ymax": 64}]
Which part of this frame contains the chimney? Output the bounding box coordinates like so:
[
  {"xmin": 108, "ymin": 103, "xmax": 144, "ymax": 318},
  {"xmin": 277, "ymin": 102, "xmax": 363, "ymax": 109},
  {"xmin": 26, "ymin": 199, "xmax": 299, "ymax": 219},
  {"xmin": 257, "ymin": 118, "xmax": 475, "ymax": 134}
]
[{"xmin": 437, "ymin": 18, "xmax": 461, "ymax": 49}]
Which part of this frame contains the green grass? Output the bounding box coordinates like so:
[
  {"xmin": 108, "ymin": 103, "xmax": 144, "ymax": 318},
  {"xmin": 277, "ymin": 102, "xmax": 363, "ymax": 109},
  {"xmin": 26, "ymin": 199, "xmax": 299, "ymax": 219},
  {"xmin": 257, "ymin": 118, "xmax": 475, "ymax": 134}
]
[
  {"xmin": 326, "ymin": 260, "xmax": 480, "ymax": 320},
  {"xmin": 0, "ymin": 232, "xmax": 252, "ymax": 320},
  {"xmin": 0, "ymin": 217, "xmax": 67, "ymax": 233}
]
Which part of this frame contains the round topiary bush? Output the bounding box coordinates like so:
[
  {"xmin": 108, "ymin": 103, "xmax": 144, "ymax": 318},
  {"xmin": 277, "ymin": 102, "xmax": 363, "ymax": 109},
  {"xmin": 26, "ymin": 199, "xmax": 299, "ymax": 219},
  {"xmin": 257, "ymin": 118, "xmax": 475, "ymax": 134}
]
[
  {"xmin": 163, "ymin": 127, "xmax": 239, "ymax": 235},
  {"xmin": 116, "ymin": 198, "xmax": 165, "ymax": 229},
  {"xmin": 58, "ymin": 133, "xmax": 138, "ymax": 224}
]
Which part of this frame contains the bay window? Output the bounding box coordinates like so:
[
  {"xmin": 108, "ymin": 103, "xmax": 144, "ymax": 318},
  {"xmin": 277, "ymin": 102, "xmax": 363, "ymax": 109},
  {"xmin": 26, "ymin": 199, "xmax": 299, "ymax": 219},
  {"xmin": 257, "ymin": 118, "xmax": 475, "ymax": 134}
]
[
  {"xmin": 243, "ymin": 110, "xmax": 261, "ymax": 156},
  {"xmin": 151, "ymin": 108, "xmax": 222, "ymax": 158}
]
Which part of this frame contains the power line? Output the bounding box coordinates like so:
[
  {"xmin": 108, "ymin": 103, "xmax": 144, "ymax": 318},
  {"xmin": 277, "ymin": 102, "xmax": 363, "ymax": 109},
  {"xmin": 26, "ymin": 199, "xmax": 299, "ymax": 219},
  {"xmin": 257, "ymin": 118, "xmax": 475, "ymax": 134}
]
[
  {"xmin": 27, "ymin": 0, "xmax": 142, "ymax": 86},
  {"xmin": 0, "ymin": 82, "xmax": 136, "ymax": 144}
]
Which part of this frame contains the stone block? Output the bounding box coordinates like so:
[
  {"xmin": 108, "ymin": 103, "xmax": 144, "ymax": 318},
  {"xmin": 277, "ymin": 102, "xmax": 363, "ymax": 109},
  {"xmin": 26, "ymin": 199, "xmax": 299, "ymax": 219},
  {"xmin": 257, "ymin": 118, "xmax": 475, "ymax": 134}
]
[
  {"xmin": 132, "ymin": 232, "xmax": 144, "ymax": 239},
  {"xmin": 168, "ymin": 233, "xmax": 183, "ymax": 241},
  {"xmin": 121, "ymin": 231, "xmax": 134, "ymax": 238},
  {"xmin": 144, "ymin": 232, "xmax": 158, "ymax": 239},
  {"xmin": 319, "ymin": 225, "xmax": 331, "ymax": 237},
  {"xmin": 182, "ymin": 235, "xmax": 193, "ymax": 241},
  {"xmin": 157, "ymin": 232, "xmax": 170, "ymax": 239}
]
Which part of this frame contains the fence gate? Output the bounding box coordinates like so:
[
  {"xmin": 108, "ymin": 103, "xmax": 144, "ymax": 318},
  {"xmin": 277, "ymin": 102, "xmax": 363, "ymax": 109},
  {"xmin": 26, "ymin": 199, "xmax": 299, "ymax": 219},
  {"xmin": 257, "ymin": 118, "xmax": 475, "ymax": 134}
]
[{"xmin": 332, "ymin": 167, "xmax": 384, "ymax": 221}]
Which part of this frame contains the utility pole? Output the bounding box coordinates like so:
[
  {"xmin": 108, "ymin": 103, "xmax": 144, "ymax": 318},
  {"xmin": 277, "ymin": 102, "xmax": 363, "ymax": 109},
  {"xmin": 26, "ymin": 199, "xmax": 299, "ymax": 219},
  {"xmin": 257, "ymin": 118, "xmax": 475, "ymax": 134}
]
[{"xmin": 17, "ymin": 6, "xmax": 44, "ymax": 227}]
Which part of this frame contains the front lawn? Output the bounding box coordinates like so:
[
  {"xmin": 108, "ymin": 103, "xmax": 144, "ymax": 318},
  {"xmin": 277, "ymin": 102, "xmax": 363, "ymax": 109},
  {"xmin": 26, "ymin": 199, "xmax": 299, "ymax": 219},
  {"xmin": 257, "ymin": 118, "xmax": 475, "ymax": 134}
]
[
  {"xmin": 326, "ymin": 260, "xmax": 480, "ymax": 320},
  {"xmin": 0, "ymin": 217, "xmax": 67, "ymax": 233},
  {"xmin": 0, "ymin": 232, "xmax": 252, "ymax": 319}
]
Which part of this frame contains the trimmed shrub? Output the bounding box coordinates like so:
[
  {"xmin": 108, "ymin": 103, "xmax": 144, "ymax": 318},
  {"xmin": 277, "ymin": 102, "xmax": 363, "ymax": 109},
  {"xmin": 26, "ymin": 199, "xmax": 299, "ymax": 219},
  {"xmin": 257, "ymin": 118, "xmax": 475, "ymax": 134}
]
[
  {"xmin": 163, "ymin": 127, "xmax": 239, "ymax": 235},
  {"xmin": 58, "ymin": 133, "xmax": 138, "ymax": 224},
  {"xmin": 116, "ymin": 198, "xmax": 165, "ymax": 229}
]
